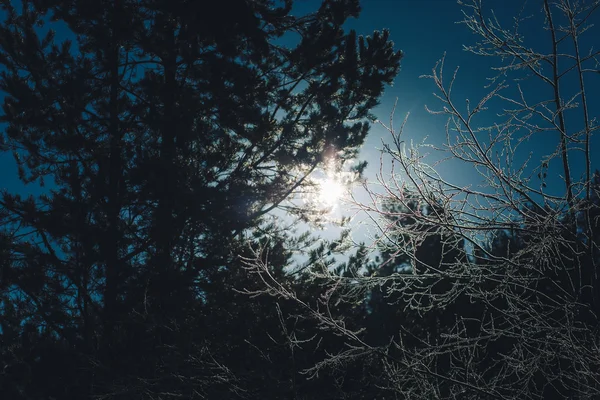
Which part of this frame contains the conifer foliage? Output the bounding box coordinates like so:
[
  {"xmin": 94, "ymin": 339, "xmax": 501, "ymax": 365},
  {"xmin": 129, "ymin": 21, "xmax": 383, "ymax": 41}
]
[{"xmin": 0, "ymin": 0, "xmax": 401, "ymax": 398}]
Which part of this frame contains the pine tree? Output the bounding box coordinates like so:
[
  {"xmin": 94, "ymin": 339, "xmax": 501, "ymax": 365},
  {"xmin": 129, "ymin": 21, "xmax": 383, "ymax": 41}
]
[{"xmin": 0, "ymin": 0, "xmax": 401, "ymax": 398}]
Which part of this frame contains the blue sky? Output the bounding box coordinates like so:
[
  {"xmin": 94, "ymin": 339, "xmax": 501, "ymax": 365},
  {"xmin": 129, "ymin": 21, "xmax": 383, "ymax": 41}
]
[
  {"xmin": 343, "ymin": 1, "xmax": 598, "ymax": 200},
  {"xmin": 348, "ymin": 0, "xmax": 598, "ymax": 188},
  {"xmin": 304, "ymin": 0, "xmax": 599, "ymax": 242}
]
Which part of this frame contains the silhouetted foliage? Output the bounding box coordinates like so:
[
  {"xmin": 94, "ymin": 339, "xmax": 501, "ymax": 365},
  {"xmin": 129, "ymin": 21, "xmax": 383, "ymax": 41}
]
[{"xmin": 0, "ymin": 0, "xmax": 401, "ymax": 398}]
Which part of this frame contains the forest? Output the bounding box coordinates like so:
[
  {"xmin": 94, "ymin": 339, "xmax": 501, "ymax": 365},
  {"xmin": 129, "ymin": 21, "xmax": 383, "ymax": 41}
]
[{"xmin": 0, "ymin": 0, "xmax": 599, "ymax": 399}]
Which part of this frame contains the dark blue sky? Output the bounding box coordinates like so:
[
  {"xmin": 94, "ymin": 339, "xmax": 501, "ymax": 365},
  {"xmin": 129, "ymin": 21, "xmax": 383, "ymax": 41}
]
[
  {"xmin": 306, "ymin": 0, "xmax": 599, "ymax": 240},
  {"xmin": 346, "ymin": 0, "xmax": 598, "ymax": 188},
  {"xmin": 333, "ymin": 0, "xmax": 600, "ymax": 216}
]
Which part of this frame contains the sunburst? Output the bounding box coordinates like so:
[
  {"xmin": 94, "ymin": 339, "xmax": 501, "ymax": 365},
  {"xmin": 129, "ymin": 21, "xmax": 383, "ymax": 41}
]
[{"xmin": 317, "ymin": 176, "xmax": 345, "ymax": 209}]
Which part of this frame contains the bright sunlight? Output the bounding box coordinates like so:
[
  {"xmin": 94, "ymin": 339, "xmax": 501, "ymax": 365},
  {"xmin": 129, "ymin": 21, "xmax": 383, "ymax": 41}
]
[
  {"xmin": 298, "ymin": 156, "xmax": 358, "ymax": 225},
  {"xmin": 317, "ymin": 175, "xmax": 345, "ymax": 209},
  {"xmin": 311, "ymin": 156, "xmax": 353, "ymax": 214}
]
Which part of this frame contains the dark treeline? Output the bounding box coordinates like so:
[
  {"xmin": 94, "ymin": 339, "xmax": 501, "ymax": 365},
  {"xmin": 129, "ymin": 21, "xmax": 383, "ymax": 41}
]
[{"xmin": 356, "ymin": 184, "xmax": 600, "ymax": 398}]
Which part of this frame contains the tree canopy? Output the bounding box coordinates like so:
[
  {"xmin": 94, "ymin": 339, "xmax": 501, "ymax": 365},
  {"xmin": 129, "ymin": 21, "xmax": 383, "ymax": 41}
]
[{"xmin": 0, "ymin": 0, "xmax": 401, "ymax": 398}]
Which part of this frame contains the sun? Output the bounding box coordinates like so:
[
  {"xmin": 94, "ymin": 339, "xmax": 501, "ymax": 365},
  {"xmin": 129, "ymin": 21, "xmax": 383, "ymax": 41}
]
[
  {"xmin": 303, "ymin": 156, "xmax": 351, "ymax": 215},
  {"xmin": 317, "ymin": 176, "xmax": 345, "ymax": 209}
]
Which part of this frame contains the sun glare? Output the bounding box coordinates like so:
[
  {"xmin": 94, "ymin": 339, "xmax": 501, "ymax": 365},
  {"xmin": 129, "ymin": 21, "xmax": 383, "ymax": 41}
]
[
  {"xmin": 317, "ymin": 177, "xmax": 345, "ymax": 208},
  {"xmin": 303, "ymin": 156, "xmax": 353, "ymax": 218}
]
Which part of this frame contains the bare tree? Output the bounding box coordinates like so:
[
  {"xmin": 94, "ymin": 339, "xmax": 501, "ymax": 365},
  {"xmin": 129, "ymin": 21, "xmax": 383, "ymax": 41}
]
[{"xmin": 242, "ymin": 0, "xmax": 600, "ymax": 399}]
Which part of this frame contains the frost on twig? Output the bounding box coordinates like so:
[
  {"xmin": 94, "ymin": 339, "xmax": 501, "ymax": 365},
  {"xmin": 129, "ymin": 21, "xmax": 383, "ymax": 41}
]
[{"xmin": 243, "ymin": 1, "xmax": 600, "ymax": 398}]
